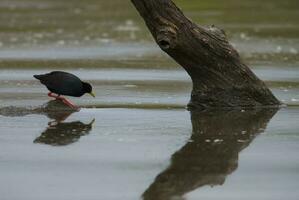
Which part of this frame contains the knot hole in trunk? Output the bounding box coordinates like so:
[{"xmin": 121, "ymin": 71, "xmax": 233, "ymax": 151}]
[
  {"xmin": 156, "ymin": 27, "xmax": 177, "ymax": 50},
  {"xmin": 157, "ymin": 38, "xmax": 171, "ymax": 49}
]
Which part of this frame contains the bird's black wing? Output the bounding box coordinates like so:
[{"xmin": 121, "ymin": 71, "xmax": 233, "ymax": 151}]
[{"xmin": 34, "ymin": 71, "xmax": 83, "ymax": 96}]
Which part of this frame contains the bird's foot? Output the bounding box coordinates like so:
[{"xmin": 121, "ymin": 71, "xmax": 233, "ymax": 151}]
[{"xmin": 60, "ymin": 97, "xmax": 80, "ymax": 111}]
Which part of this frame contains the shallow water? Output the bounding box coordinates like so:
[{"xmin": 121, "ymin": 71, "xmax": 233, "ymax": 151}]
[
  {"xmin": 0, "ymin": 0, "xmax": 299, "ymax": 200},
  {"xmin": 1, "ymin": 105, "xmax": 299, "ymax": 200}
]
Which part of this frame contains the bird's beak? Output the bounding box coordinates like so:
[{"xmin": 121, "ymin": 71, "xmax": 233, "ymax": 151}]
[{"xmin": 89, "ymin": 92, "xmax": 96, "ymax": 98}]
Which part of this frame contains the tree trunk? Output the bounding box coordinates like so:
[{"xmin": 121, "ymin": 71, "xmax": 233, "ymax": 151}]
[{"xmin": 131, "ymin": 0, "xmax": 281, "ymax": 109}]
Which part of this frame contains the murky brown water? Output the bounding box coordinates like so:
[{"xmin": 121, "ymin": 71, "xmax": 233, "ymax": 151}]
[{"xmin": 0, "ymin": 0, "xmax": 298, "ymax": 200}]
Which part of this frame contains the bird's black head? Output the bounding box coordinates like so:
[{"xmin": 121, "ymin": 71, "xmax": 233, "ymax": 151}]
[{"xmin": 82, "ymin": 82, "xmax": 95, "ymax": 97}]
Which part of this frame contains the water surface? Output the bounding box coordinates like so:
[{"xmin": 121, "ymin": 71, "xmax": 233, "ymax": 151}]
[{"xmin": 0, "ymin": 0, "xmax": 298, "ymax": 200}]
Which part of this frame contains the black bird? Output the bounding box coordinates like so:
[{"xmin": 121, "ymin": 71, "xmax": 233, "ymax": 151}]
[{"xmin": 34, "ymin": 71, "xmax": 95, "ymax": 109}]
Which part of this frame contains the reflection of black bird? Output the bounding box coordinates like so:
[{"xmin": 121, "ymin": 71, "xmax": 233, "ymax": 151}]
[
  {"xmin": 41, "ymin": 100, "xmax": 77, "ymax": 122},
  {"xmin": 142, "ymin": 108, "xmax": 278, "ymax": 200},
  {"xmin": 34, "ymin": 119, "xmax": 95, "ymax": 146},
  {"xmin": 35, "ymin": 100, "xmax": 95, "ymax": 146},
  {"xmin": 0, "ymin": 100, "xmax": 94, "ymax": 146},
  {"xmin": 34, "ymin": 71, "xmax": 95, "ymax": 109}
]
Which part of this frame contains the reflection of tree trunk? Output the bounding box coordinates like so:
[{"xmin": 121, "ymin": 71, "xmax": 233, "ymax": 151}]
[
  {"xmin": 131, "ymin": 0, "xmax": 280, "ymax": 109},
  {"xmin": 142, "ymin": 108, "xmax": 278, "ymax": 200}
]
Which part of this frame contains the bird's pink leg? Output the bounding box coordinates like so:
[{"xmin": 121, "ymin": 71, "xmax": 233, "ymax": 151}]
[
  {"xmin": 60, "ymin": 97, "xmax": 79, "ymax": 110},
  {"xmin": 47, "ymin": 92, "xmax": 79, "ymax": 110},
  {"xmin": 48, "ymin": 92, "xmax": 58, "ymax": 98}
]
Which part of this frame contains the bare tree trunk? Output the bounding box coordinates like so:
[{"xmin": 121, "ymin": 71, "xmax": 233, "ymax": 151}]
[{"xmin": 131, "ymin": 0, "xmax": 280, "ymax": 109}]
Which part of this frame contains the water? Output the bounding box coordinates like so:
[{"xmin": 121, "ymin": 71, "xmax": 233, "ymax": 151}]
[{"xmin": 0, "ymin": 0, "xmax": 298, "ymax": 200}]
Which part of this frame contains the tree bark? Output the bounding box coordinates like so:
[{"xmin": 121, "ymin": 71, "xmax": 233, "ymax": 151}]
[{"xmin": 131, "ymin": 0, "xmax": 281, "ymax": 109}]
